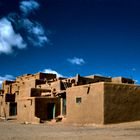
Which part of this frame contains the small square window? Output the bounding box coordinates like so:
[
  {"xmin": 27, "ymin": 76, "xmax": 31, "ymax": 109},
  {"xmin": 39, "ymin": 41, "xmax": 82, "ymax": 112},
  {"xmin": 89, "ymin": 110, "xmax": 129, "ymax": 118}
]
[{"xmin": 76, "ymin": 97, "xmax": 82, "ymax": 104}]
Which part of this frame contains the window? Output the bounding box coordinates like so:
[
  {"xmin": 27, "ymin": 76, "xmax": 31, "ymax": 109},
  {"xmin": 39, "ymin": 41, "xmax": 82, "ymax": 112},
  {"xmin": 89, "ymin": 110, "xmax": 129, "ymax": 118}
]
[{"xmin": 76, "ymin": 97, "xmax": 82, "ymax": 104}]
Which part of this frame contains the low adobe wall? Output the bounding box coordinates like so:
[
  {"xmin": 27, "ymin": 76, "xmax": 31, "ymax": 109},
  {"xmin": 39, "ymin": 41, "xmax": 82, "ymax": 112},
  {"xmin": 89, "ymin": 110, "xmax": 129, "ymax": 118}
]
[
  {"xmin": 104, "ymin": 83, "xmax": 140, "ymax": 124},
  {"xmin": 17, "ymin": 98, "xmax": 39, "ymax": 123},
  {"xmin": 66, "ymin": 83, "xmax": 104, "ymax": 124},
  {"xmin": 17, "ymin": 97, "xmax": 60, "ymax": 123}
]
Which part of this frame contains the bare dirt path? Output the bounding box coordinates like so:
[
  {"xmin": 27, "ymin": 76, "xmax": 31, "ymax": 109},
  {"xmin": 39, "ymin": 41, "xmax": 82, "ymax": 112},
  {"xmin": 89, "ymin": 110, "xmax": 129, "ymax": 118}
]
[{"xmin": 1, "ymin": 120, "xmax": 140, "ymax": 140}]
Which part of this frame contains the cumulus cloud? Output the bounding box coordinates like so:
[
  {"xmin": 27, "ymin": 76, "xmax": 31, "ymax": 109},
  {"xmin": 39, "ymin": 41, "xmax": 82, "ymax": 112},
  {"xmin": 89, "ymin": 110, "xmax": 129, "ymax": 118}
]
[
  {"xmin": 0, "ymin": 18, "xmax": 27, "ymax": 54},
  {"xmin": 0, "ymin": 0, "xmax": 49, "ymax": 55},
  {"xmin": 0, "ymin": 75, "xmax": 15, "ymax": 87},
  {"xmin": 67, "ymin": 57, "xmax": 85, "ymax": 65},
  {"xmin": 20, "ymin": 0, "xmax": 40, "ymax": 16},
  {"xmin": 132, "ymin": 68, "xmax": 136, "ymax": 71},
  {"xmin": 43, "ymin": 69, "xmax": 63, "ymax": 77},
  {"xmin": 8, "ymin": 0, "xmax": 49, "ymax": 48},
  {"xmin": 21, "ymin": 19, "xmax": 49, "ymax": 46},
  {"xmin": 94, "ymin": 74, "xmax": 103, "ymax": 76},
  {"xmin": 135, "ymin": 79, "xmax": 138, "ymax": 83}
]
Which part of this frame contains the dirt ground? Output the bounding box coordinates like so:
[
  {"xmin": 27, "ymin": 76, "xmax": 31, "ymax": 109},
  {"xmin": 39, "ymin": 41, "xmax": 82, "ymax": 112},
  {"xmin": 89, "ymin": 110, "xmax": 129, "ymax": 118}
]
[{"xmin": 1, "ymin": 120, "xmax": 140, "ymax": 140}]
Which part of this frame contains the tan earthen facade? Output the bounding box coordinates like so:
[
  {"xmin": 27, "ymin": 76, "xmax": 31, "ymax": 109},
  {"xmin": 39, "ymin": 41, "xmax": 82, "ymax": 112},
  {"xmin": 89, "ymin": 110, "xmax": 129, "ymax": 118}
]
[
  {"xmin": 66, "ymin": 83, "xmax": 104, "ymax": 124},
  {"xmin": 0, "ymin": 72, "xmax": 140, "ymax": 124}
]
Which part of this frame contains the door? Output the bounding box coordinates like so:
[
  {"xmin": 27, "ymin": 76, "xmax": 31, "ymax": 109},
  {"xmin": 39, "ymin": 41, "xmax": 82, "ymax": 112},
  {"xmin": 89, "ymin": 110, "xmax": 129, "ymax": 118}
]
[
  {"xmin": 47, "ymin": 103, "xmax": 55, "ymax": 120},
  {"xmin": 9, "ymin": 102, "xmax": 17, "ymax": 116}
]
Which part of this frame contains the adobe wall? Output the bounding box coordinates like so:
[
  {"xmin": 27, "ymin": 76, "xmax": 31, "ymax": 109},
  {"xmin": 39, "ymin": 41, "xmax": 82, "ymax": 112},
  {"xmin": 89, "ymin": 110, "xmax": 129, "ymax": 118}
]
[
  {"xmin": 37, "ymin": 73, "xmax": 56, "ymax": 80},
  {"xmin": 86, "ymin": 75, "xmax": 111, "ymax": 83},
  {"xmin": 17, "ymin": 79, "xmax": 36, "ymax": 99},
  {"xmin": 0, "ymin": 93, "xmax": 13, "ymax": 118},
  {"xmin": 5, "ymin": 103, "xmax": 9, "ymax": 117},
  {"xmin": 17, "ymin": 98, "xmax": 40, "ymax": 123},
  {"xmin": 104, "ymin": 83, "xmax": 140, "ymax": 124},
  {"xmin": 66, "ymin": 83, "xmax": 104, "ymax": 124},
  {"xmin": 0, "ymin": 95, "xmax": 10, "ymax": 118},
  {"xmin": 50, "ymin": 80, "xmax": 61, "ymax": 91},
  {"xmin": 2, "ymin": 102, "xmax": 10, "ymax": 118},
  {"xmin": 112, "ymin": 77, "xmax": 134, "ymax": 84},
  {"xmin": 17, "ymin": 97, "xmax": 60, "ymax": 123},
  {"xmin": 0, "ymin": 96, "xmax": 4, "ymax": 117},
  {"xmin": 11, "ymin": 83, "xmax": 19, "ymax": 94},
  {"xmin": 3, "ymin": 84, "xmax": 11, "ymax": 94},
  {"xmin": 36, "ymin": 83, "xmax": 50, "ymax": 89}
]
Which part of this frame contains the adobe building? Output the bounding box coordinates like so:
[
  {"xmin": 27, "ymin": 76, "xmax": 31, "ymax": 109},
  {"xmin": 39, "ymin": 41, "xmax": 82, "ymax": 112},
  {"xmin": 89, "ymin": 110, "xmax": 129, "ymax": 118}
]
[
  {"xmin": 0, "ymin": 72, "xmax": 140, "ymax": 125},
  {"xmin": 66, "ymin": 81, "xmax": 140, "ymax": 124},
  {"xmin": 0, "ymin": 81, "xmax": 16, "ymax": 118},
  {"xmin": 0, "ymin": 89, "xmax": 4, "ymax": 117}
]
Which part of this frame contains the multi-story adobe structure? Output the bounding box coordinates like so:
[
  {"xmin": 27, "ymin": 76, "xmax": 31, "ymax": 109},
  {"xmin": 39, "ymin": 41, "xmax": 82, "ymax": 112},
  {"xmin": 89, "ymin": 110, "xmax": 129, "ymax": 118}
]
[{"xmin": 0, "ymin": 72, "xmax": 140, "ymax": 124}]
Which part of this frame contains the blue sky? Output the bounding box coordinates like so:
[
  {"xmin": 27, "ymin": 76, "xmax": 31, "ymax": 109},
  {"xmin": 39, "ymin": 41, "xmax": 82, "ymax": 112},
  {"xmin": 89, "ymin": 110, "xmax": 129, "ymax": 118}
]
[{"xmin": 0, "ymin": 0, "xmax": 140, "ymax": 85}]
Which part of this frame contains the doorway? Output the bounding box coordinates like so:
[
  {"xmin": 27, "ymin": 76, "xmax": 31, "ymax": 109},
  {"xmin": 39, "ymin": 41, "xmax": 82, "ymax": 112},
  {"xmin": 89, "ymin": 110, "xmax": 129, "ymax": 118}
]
[
  {"xmin": 47, "ymin": 103, "xmax": 55, "ymax": 120},
  {"xmin": 9, "ymin": 102, "xmax": 17, "ymax": 116},
  {"xmin": 62, "ymin": 98, "xmax": 66, "ymax": 115}
]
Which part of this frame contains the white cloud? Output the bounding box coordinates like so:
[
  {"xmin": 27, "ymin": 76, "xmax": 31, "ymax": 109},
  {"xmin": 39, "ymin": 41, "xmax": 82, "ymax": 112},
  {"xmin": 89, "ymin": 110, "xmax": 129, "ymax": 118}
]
[
  {"xmin": 0, "ymin": 75, "xmax": 15, "ymax": 87},
  {"xmin": 67, "ymin": 57, "xmax": 85, "ymax": 65},
  {"xmin": 21, "ymin": 19, "xmax": 49, "ymax": 46},
  {"xmin": 134, "ymin": 79, "xmax": 139, "ymax": 84},
  {"xmin": 43, "ymin": 69, "xmax": 63, "ymax": 77},
  {"xmin": 132, "ymin": 68, "xmax": 136, "ymax": 71},
  {"xmin": 0, "ymin": 18, "xmax": 27, "ymax": 54},
  {"xmin": 8, "ymin": 14, "xmax": 49, "ymax": 47},
  {"xmin": 0, "ymin": 0, "xmax": 49, "ymax": 55},
  {"xmin": 19, "ymin": 0, "xmax": 48, "ymax": 47},
  {"xmin": 20, "ymin": 0, "xmax": 40, "ymax": 16},
  {"xmin": 94, "ymin": 74, "xmax": 103, "ymax": 76}
]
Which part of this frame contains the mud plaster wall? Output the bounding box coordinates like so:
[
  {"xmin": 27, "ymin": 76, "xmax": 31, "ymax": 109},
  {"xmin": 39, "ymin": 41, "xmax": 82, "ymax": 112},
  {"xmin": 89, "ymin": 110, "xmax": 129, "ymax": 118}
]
[
  {"xmin": 17, "ymin": 79, "xmax": 36, "ymax": 99},
  {"xmin": 66, "ymin": 83, "xmax": 104, "ymax": 124},
  {"xmin": 0, "ymin": 96, "xmax": 4, "ymax": 117},
  {"xmin": 11, "ymin": 83, "xmax": 19, "ymax": 94},
  {"xmin": 33, "ymin": 73, "xmax": 56, "ymax": 80},
  {"xmin": 0, "ymin": 95, "xmax": 9, "ymax": 117},
  {"xmin": 4, "ymin": 102, "xmax": 10, "ymax": 117},
  {"xmin": 104, "ymin": 83, "xmax": 140, "ymax": 124},
  {"xmin": 3, "ymin": 85, "xmax": 10, "ymax": 94},
  {"xmin": 17, "ymin": 99, "xmax": 39, "ymax": 123},
  {"xmin": 51, "ymin": 81, "xmax": 61, "ymax": 91}
]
